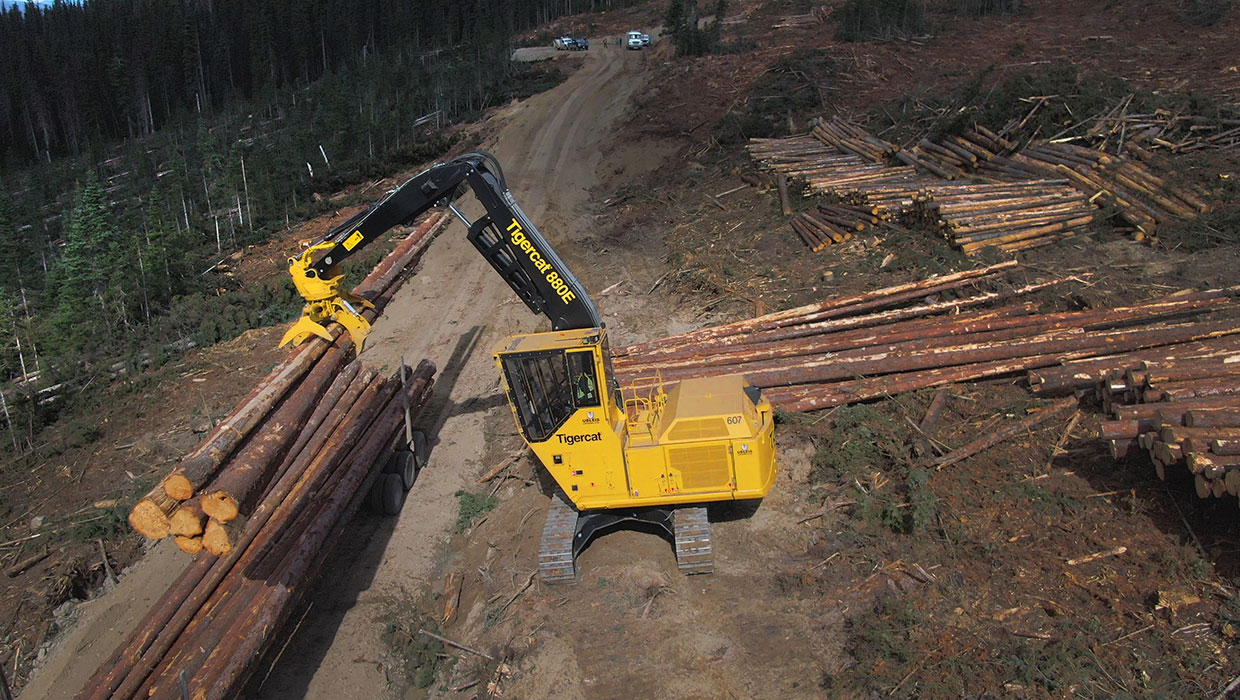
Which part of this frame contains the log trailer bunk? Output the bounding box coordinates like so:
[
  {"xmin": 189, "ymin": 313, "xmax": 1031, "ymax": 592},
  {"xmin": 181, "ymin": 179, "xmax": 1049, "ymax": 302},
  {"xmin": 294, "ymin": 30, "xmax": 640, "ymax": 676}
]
[{"xmin": 280, "ymin": 152, "xmax": 777, "ymax": 583}]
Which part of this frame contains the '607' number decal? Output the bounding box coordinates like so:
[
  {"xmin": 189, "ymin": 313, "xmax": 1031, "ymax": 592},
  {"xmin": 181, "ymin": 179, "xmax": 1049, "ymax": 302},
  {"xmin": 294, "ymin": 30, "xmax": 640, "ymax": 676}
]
[{"xmin": 726, "ymin": 415, "xmax": 743, "ymax": 425}]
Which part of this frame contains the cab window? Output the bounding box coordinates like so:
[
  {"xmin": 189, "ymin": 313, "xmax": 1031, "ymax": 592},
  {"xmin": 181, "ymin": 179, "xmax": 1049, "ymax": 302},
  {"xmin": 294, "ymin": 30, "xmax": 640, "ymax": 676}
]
[
  {"xmin": 567, "ymin": 351, "xmax": 599, "ymax": 407},
  {"xmin": 501, "ymin": 350, "xmax": 575, "ymax": 442}
]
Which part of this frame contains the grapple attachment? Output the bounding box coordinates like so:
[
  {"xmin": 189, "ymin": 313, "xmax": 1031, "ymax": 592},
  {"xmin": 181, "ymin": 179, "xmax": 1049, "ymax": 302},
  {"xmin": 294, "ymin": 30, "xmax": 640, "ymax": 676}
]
[{"xmin": 279, "ymin": 242, "xmax": 375, "ymax": 351}]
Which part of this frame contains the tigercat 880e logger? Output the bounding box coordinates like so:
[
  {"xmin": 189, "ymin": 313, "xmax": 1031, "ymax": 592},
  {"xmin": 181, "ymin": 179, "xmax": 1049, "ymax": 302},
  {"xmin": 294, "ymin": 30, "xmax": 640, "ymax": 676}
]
[{"xmin": 280, "ymin": 152, "xmax": 777, "ymax": 583}]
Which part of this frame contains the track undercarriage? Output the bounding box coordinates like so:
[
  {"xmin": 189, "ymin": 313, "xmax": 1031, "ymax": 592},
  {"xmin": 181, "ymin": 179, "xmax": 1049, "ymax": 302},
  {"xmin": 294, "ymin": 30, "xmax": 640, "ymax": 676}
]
[{"xmin": 538, "ymin": 491, "xmax": 713, "ymax": 584}]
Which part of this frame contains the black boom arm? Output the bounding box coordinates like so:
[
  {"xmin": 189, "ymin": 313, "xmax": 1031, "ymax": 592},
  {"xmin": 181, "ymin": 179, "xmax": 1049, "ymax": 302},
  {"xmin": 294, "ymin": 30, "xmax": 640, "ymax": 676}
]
[{"xmin": 307, "ymin": 151, "xmax": 601, "ymax": 331}]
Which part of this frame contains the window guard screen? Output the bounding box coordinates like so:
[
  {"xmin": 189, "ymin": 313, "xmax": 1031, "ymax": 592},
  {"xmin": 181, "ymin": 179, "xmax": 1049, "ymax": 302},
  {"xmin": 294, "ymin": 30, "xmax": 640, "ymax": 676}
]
[{"xmin": 501, "ymin": 350, "xmax": 576, "ymax": 442}]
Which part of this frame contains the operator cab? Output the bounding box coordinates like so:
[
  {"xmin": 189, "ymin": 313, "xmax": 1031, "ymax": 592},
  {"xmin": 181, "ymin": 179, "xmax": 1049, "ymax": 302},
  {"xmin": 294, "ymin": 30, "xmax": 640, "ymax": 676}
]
[{"xmin": 494, "ymin": 328, "xmax": 620, "ymax": 444}]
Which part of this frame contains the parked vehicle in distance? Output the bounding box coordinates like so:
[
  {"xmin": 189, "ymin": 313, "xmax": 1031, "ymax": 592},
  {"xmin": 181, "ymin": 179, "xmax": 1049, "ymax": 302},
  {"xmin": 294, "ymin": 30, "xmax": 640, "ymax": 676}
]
[
  {"xmin": 573, "ymin": 37, "xmax": 589, "ymax": 50},
  {"xmin": 554, "ymin": 36, "xmax": 573, "ymax": 50},
  {"xmin": 626, "ymin": 30, "xmax": 643, "ymax": 49},
  {"xmin": 640, "ymin": 33, "xmax": 651, "ymax": 45}
]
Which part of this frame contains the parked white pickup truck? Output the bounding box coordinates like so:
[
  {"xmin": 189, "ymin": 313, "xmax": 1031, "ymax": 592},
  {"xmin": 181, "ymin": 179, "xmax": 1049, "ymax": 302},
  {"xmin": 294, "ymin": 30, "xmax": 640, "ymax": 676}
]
[{"xmin": 626, "ymin": 30, "xmax": 644, "ymax": 49}]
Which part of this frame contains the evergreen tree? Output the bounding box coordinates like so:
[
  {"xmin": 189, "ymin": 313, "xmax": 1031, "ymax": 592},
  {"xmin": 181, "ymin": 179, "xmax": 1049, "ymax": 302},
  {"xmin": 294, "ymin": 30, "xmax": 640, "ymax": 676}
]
[{"xmin": 52, "ymin": 173, "xmax": 118, "ymax": 353}]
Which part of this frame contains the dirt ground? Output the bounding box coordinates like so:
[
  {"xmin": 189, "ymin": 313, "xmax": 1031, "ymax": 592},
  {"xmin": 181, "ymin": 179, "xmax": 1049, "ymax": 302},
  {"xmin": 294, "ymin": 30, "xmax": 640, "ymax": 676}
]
[{"xmin": 13, "ymin": 1, "xmax": 1240, "ymax": 698}]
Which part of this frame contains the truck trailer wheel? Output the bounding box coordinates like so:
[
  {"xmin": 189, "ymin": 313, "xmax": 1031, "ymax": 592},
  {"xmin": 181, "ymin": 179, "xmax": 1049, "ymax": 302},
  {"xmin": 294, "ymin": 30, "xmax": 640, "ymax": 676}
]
[
  {"xmin": 386, "ymin": 450, "xmax": 417, "ymax": 492},
  {"xmin": 368, "ymin": 472, "xmax": 406, "ymax": 516},
  {"xmin": 411, "ymin": 429, "xmax": 429, "ymax": 470}
]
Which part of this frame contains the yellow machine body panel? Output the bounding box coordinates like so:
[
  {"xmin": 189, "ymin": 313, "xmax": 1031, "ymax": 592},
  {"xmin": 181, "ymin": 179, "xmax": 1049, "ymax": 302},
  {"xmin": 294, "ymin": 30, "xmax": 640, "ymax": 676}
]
[{"xmin": 493, "ymin": 328, "xmax": 776, "ymax": 511}]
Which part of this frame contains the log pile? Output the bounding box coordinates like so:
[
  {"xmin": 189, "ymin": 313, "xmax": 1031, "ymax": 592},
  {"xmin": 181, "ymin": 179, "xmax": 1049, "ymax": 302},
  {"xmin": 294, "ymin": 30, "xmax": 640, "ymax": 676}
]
[
  {"xmin": 745, "ymin": 135, "xmax": 850, "ymax": 177},
  {"xmin": 771, "ymin": 7, "xmax": 827, "ymax": 27},
  {"xmin": 87, "ymin": 214, "xmax": 446, "ymax": 700},
  {"xmin": 907, "ymin": 180, "xmax": 1099, "ymax": 254},
  {"xmin": 80, "ymin": 361, "xmax": 436, "ymax": 700},
  {"xmin": 789, "ymin": 203, "xmax": 878, "ymax": 250},
  {"xmin": 1091, "ymin": 349, "xmax": 1240, "ymax": 503},
  {"xmin": 978, "ymin": 141, "xmax": 1210, "ymax": 241},
  {"xmin": 745, "ymin": 127, "xmax": 935, "ymax": 218},
  {"xmin": 897, "ymin": 127, "xmax": 1016, "ymax": 181},
  {"xmin": 1028, "ymin": 334, "xmax": 1240, "ymax": 398},
  {"xmin": 748, "ymin": 121, "xmax": 1213, "ymax": 254},
  {"xmin": 616, "ymin": 262, "xmax": 1240, "ymax": 413},
  {"xmin": 810, "ymin": 117, "xmax": 899, "ymax": 163},
  {"xmin": 128, "ymin": 212, "xmax": 446, "ymax": 555}
]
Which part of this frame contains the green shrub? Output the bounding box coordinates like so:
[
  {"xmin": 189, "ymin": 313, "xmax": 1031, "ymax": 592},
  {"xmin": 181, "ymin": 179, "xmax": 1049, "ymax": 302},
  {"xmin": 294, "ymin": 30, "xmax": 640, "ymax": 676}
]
[{"xmin": 454, "ymin": 490, "xmax": 498, "ymax": 533}]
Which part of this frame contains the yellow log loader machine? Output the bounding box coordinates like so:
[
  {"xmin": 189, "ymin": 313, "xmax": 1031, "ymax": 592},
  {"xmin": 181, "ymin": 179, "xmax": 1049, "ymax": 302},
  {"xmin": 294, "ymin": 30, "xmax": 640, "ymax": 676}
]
[{"xmin": 281, "ymin": 152, "xmax": 776, "ymax": 583}]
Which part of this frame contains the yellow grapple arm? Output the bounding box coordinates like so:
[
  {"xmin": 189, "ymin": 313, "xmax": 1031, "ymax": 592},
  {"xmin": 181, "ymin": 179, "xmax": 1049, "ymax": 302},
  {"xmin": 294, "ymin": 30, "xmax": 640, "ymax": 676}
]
[
  {"xmin": 279, "ymin": 151, "xmax": 601, "ymax": 354},
  {"xmin": 279, "ymin": 240, "xmax": 375, "ymax": 351}
]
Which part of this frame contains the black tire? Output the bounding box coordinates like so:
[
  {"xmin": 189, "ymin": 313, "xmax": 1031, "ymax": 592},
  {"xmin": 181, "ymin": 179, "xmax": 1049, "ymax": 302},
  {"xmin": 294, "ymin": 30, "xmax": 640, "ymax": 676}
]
[
  {"xmin": 411, "ymin": 429, "xmax": 429, "ymax": 470},
  {"xmin": 370, "ymin": 472, "xmax": 406, "ymax": 516},
  {"xmin": 386, "ymin": 450, "xmax": 417, "ymax": 492}
]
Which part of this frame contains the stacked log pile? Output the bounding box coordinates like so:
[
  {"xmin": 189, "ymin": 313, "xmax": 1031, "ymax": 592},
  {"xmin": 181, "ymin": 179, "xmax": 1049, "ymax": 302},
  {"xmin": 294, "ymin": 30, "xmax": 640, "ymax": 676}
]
[
  {"xmin": 89, "ymin": 213, "xmax": 445, "ymax": 700},
  {"xmin": 790, "ymin": 203, "xmax": 879, "ymax": 250},
  {"xmin": 771, "ymin": 7, "xmax": 827, "ymax": 27},
  {"xmin": 615, "ymin": 262, "xmax": 1240, "ymax": 413},
  {"xmin": 745, "ymin": 135, "xmax": 851, "ymax": 177},
  {"xmin": 896, "ymin": 127, "xmax": 1016, "ymax": 181},
  {"xmin": 810, "ymin": 117, "xmax": 899, "ymax": 163},
  {"xmin": 978, "ymin": 141, "xmax": 1210, "ymax": 241},
  {"xmin": 1028, "ymin": 334, "xmax": 1240, "ymax": 398},
  {"xmin": 907, "ymin": 180, "xmax": 1099, "ymax": 254},
  {"xmin": 748, "ymin": 121, "xmax": 1213, "ymax": 254},
  {"xmin": 82, "ymin": 362, "xmax": 436, "ymax": 700},
  {"xmin": 1090, "ymin": 350, "xmax": 1240, "ymax": 503},
  {"xmin": 745, "ymin": 126, "xmax": 936, "ymax": 220}
]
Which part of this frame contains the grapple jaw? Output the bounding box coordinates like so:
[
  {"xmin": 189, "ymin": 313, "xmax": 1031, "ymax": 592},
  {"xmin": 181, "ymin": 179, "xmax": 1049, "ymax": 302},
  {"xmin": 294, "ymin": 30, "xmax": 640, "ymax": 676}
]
[{"xmin": 279, "ymin": 243, "xmax": 376, "ymax": 351}]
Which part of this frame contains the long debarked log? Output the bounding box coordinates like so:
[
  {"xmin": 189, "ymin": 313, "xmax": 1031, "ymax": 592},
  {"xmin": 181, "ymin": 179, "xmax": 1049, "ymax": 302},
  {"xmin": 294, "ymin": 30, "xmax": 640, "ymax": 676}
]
[
  {"xmin": 635, "ymin": 319, "xmax": 1240, "ymax": 391},
  {"xmin": 616, "ymin": 261, "xmax": 1019, "ymax": 356}
]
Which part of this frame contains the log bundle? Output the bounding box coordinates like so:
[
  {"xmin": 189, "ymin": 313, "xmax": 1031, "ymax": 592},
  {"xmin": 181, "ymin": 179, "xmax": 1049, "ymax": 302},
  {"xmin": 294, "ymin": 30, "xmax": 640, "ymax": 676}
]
[
  {"xmin": 771, "ymin": 7, "xmax": 828, "ymax": 27},
  {"xmin": 616, "ymin": 263, "xmax": 1240, "ymax": 413},
  {"xmin": 978, "ymin": 141, "xmax": 1210, "ymax": 242},
  {"xmin": 746, "ymin": 126, "xmax": 937, "ymax": 218},
  {"xmin": 92, "ymin": 214, "xmax": 447, "ymax": 700},
  {"xmin": 897, "ymin": 127, "xmax": 1017, "ymax": 181},
  {"xmin": 1027, "ymin": 334, "xmax": 1240, "ymax": 399},
  {"xmin": 128, "ymin": 212, "xmax": 445, "ymax": 552},
  {"xmin": 810, "ymin": 117, "xmax": 899, "ymax": 163},
  {"xmin": 81, "ymin": 362, "xmax": 436, "ymax": 700},
  {"xmin": 789, "ymin": 203, "xmax": 878, "ymax": 250},
  {"xmin": 906, "ymin": 180, "xmax": 1099, "ymax": 254},
  {"xmin": 1091, "ymin": 351, "xmax": 1240, "ymax": 502},
  {"xmin": 745, "ymin": 135, "xmax": 849, "ymax": 176}
]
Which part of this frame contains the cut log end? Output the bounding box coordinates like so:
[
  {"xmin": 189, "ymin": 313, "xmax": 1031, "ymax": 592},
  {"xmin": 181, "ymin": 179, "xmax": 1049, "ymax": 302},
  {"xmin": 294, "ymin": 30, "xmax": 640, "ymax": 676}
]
[
  {"xmin": 202, "ymin": 518, "xmax": 237, "ymax": 556},
  {"xmin": 201, "ymin": 492, "xmax": 240, "ymax": 522},
  {"xmin": 174, "ymin": 536, "xmax": 204, "ymax": 555},
  {"xmin": 129, "ymin": 487, "xmax": 178, "ymax": 540},
  {"xmin": 163, "ymin": 473, "xmax": 195, "ymax": 501},
  {"xmin": 169, "ymin": 499, "xmax": 207, "ymax": 537}
]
